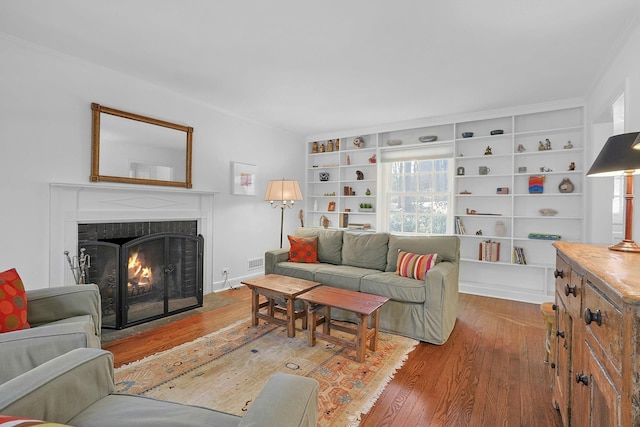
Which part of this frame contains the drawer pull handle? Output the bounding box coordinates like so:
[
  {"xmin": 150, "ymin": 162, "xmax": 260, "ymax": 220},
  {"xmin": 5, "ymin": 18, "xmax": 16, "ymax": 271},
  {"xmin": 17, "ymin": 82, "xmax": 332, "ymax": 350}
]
[
  {"xmin": 556, "ymin": 330, "xmax": 565, "ymax": 339},
  {"xmin": 584, "ymin": 308, "xmax": 602, "ymax": 326},
  {"xmin": 576, "ymin": 373, "xmax": 589, "ymax": 386},
  {"xmin": 564, "ymin": 284, "xmax": 577, "ymax": 297},
  {"xmin": 554, "ymin": 269, "xmax": 564, "ymax": 278}
]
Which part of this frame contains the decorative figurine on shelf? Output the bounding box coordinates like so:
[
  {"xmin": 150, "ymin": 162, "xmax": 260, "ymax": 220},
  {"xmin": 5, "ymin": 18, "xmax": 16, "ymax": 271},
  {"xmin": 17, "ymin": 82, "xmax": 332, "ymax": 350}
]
[
  {"xmin": 538, "ymin": 141, "xmax": 545, "ymax": 151},
  {"xmin": 564, "ymin": 140, "xmax": 573, "ymax": 149},
  {"xmin": 484, "ymin": 146, "xmax": 493, "ymax": 155},
  {"xmin": 327, "ymin": 139, "xmax": 334, "ymax": 152},
  {"xmin": 569, "ymin": 162, "xmax": 576, "ymax": 171},
  {"xmin": 312, "ymin": 141, "xmax": 318, "ymax": 153},
  {"xmin": 353, "ymin": 136, "xmax": 365, "ymax": 148},
  {"xmin": 319, "ymin": 143, "xmax": 325, "ymax": 153},
  {"xmin": 540, "ymin": 166, "xmax": 552, "ymax": 172},
  {"xmin": 369, "ymin": 154, "xmax": 376, "ymax": 163},
  {"xmin": 559, "ymin": 178, "xmax": 575, "ymax": 193},
  {"xmin": 365, "ymin": 188, "xmax": 371, "ymax": 196},
  {"xmin": 545, "ymin": 138, "xmax": 552, "ymax": 150},
  {"xmin": 476, "ymin": 230, "xmax": 483, "ymax": 236},
  {"xmin": 346, "ymin": 154, "xmax": 351, "ymax": 165},
  {"xmin": 356, "ymin": 170, "xmax": 364, "ymax": 180},
  {"xmin": 335, "ymin": 138, "xmax": 340, "ymax": 151},
  {"xmin": 517, "ymin": 144, "xmax": 525, "ymax": 153},
  {"xmin": 319, "ymin": 172, "xmax": 330, "ymax": 181}
]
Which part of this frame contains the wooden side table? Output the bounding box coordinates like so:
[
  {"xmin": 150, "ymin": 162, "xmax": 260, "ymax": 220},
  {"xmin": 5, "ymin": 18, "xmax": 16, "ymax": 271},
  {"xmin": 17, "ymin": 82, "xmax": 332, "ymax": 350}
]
[
  {"xmin": 297, "ymin": 286, "xmax": 389, "ymax": 362},
  {"xmin": 241, "ymin": 274, "xmax": 320, "ymax": 338}
]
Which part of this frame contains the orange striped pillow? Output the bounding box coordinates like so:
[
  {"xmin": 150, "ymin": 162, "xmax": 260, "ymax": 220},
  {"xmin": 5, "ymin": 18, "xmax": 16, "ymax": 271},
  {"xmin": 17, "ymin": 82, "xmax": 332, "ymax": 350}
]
[{"xmin": 396, "ymin": 250, "xmax": 438, "ymax": 280}]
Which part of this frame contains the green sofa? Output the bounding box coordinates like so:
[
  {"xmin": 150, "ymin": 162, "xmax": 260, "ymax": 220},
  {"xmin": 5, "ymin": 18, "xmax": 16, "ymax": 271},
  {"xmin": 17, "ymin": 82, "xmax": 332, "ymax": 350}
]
[
  {"xmin": 265, "ymin": 228, "xmax": 460, "ymax": 345},
  {"xmin": 0, "ymin": 347, "xmax": 319, "ymax": 427},
  {"xmin": 0, "ymin": 284, "xmax": 101, "ymax": 384}
]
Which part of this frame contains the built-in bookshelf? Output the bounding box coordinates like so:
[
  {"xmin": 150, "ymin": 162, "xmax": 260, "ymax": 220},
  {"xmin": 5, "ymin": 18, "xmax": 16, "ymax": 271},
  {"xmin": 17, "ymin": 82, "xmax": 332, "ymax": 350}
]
[{"xmin": 304, "ymin": 104, "xmax": 585, "ymax": 303}]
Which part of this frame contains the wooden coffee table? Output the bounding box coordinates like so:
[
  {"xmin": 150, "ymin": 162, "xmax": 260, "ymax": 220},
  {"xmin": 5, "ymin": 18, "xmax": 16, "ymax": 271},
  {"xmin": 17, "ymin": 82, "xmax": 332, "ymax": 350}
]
[
  {"xmin": 297, "ymin": 286, "xmax": 389, "ymax": 362},
  {"xmin": 241, "ymin": 274, "xmax": 321, "ymax": 338}
]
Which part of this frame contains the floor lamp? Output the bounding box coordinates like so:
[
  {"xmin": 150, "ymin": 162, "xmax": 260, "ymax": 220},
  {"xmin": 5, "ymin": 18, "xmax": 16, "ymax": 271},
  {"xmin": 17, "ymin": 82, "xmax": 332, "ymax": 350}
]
[
  {"xmin": 264, "ymin": 179, "xmax": 303, "ymax": 248},
  {"xmin": 587, "ymin": 131, "xmax": 640, "ymax": 252}
]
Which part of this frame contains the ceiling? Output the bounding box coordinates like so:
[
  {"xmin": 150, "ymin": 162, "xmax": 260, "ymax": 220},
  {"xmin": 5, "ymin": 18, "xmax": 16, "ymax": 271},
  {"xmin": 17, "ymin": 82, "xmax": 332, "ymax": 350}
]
[{"xmin": 2, "ymin": 0, "xmax": 640, "ymax": 137}]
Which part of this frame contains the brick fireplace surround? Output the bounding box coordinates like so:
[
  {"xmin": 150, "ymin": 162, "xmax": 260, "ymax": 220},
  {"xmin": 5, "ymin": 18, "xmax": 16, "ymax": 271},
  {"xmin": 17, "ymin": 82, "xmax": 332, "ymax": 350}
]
[{"xmin": 49, "ymin": 183, "xmax": 215, "ymax": 294}]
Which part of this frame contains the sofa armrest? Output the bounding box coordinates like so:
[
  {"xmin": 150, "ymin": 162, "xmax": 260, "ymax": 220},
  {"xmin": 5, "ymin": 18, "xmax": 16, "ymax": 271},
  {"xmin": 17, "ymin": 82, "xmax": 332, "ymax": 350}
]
[
  {"xmin": 0, "ymin": 348, "xmax": 114, "ymax": 424},
  {"xmin": 264, "ymin": 248, "xmax": 290, "ymax": 274},
  {"xmin": 424, "ymin": 261, "xmax": 459, "ymax": 344},
  {"xmin": 0, "ymin": 321, "xmax": 100, "ymax": 384},
  {"xmin": 26, "ymin": 284, "xmax": 101, "ymax": 338},
  {"xmin": 239, "ymin": 373, "xmax": 318, "ymax": 427}
]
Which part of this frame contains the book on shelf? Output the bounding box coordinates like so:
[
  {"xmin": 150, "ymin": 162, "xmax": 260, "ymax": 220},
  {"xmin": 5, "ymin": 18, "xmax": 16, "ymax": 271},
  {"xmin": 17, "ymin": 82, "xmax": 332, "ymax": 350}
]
[
  {"xmin": 512, "ymin": 246, "xmax": 527, "ymax": 265},
  {"xmin": 339, "ymin": 212, "xmax": 349, "ymax": 228},
  {"xmin": 479, "ymin": 240, "xmax": 500, "ymax": 262},
  {"xmin": 455, "ymin": 216, "xmax": 466, "ymax": 235}
]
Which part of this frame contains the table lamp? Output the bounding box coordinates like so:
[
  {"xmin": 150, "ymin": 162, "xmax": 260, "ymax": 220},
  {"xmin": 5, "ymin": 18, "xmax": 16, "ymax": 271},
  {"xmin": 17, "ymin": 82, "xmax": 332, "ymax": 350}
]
[
  {"xmin": 587, "ymin": 132, "xmax": 640, "ymax": 252},
  {"xmin": 264, "ymin": 179, "xmax": 303, "ymax": 248}
]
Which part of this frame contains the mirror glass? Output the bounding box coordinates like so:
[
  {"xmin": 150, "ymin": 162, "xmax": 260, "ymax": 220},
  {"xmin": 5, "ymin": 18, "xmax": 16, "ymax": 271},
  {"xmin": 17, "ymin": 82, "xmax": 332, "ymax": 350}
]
[{"xmin": 91, "ymin": 103, "xmax": 193, "ymax": 188}]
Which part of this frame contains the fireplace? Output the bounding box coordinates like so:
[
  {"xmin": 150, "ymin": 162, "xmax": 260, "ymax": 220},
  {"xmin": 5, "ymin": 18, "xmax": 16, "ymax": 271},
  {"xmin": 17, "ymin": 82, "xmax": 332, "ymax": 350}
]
[{"xmin": 78, "ymin": 221, "xmax": 204, "ymax": 329}]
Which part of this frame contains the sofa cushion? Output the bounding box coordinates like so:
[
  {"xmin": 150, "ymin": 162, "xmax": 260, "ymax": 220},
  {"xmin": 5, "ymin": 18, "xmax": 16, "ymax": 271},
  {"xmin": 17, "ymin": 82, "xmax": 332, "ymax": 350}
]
[
  {"xmin": 287, "ymin": 235, "xmax": 319, "ymax": 263},
  {"xmin": 397, "ymin": 250, "xmax": 438, "ymax": 281},
  {"xmin": 0, "ymin": 268, "xmax": 30, "ymax": 333},
  {"xmin": 386, "ymin": 235, "xmax": 459, "ymax": 272},
  {"xmin": 274, "ymin": 262, "xmax": 324, "ymax": 282},
  {"xmin": 69, "ymin": 394, "xmax": 241, "ymax": 427},
  {"xmin": 295, "ymin": 227, "xmax": 343, "ymax": 264},
  {"xmin": 361, "ymin": 272, "xmax": 426, "ymax": 303},
  {"xmin": 342, "ymin": 232, "xmax": 389, "ymax": 271},
  {"xmin": 315, "ymin": 265, "xmax": 382, "ymax": 292}
]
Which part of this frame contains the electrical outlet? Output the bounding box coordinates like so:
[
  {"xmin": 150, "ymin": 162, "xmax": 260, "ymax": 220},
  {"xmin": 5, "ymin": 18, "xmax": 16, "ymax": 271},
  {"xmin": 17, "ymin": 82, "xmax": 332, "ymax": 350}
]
[{"xmin": 221, "ymin": 268, "xmax": 229, "ymax": 276}]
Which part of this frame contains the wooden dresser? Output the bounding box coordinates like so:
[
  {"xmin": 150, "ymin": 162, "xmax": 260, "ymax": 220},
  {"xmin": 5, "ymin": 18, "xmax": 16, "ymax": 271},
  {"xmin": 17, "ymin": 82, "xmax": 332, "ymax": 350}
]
[{"xmin": 552, "ymin": 242, "xmax": 640, "ymax": 426}]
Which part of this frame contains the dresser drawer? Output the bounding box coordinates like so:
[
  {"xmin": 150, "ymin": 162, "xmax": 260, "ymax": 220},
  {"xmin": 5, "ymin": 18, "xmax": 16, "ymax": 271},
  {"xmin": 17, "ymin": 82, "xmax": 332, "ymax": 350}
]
[
  {"xmin": 555, "ymin": 256, "xmax": 581, "ymax": 314},
  {"xmin": 583, "ymin": 281, "xmax": 623, "ymax": 372}
]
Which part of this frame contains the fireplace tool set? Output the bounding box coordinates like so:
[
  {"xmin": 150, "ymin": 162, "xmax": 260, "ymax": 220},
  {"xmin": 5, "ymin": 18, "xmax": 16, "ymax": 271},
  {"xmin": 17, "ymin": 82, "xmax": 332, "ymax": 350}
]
[{"xmin": 64, "ymin": 248, "xmax": 90, "ymax": 284}]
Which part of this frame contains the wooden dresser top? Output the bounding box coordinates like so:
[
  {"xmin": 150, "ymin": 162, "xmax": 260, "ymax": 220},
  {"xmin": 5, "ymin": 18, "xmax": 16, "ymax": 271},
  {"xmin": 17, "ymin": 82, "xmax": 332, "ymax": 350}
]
[{"xmin": 554, "ymin": 241, "xmax": 640, "ymax": 305}]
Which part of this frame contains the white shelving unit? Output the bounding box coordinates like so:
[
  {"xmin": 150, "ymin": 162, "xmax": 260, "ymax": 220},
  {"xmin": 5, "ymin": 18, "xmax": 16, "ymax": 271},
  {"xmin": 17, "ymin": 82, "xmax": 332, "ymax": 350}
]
[
  {"xmin": 305, "ymin": 134, "xmax": 378, "ymax": 231},
  {"xmin": 453, "ymin": 107, "xmax": 585, "ymax": 301},
  {"xmin": 304, "ymin": 105, "xmax": 585, "ymax": 303}
]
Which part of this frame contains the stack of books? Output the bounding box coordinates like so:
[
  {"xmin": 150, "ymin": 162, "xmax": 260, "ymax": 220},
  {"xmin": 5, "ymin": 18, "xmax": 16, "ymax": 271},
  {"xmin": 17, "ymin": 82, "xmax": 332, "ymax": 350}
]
[
  {"xmin": 479, "ymin": 240, "xmax": 500, "ymax": 262},
  {"xmin": 513, "ymin": 247, "xmax": 527, "ymax": 265},
  {"xmin": 454, "ymin": 216, "xmax": 466, "ymax": 235}
]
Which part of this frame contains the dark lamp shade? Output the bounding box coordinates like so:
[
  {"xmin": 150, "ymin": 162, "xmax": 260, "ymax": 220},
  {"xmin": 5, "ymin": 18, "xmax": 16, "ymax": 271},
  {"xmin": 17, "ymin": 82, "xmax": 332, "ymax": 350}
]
[{"xmin": 587, "ymin": 132, "xmax": 640, "ymax": 177}]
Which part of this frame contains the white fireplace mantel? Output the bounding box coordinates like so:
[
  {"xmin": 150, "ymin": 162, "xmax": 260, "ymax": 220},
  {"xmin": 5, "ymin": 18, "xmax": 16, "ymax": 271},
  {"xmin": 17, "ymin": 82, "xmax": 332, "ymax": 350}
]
[{"xmin": 49, "ymin": 183, "xmax": 216, "ymax": 293}]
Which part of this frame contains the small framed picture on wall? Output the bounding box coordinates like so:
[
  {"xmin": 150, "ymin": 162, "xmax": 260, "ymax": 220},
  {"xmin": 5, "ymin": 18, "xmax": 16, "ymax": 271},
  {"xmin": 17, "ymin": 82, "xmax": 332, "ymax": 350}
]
[
  {"xmin": 328, "ymin": 201, "xmax": 336, "ymax": 211},
  {"xmin": 231, "ymin": 162, "xmax": 256, "ymax": 196}
]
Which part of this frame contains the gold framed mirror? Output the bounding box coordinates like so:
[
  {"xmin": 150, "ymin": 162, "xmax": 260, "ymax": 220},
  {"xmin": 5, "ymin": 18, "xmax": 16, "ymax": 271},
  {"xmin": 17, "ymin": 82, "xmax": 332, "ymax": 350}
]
[{"xmin": 91, "ymin": 103, "xmax": 193, "ymax": 188}]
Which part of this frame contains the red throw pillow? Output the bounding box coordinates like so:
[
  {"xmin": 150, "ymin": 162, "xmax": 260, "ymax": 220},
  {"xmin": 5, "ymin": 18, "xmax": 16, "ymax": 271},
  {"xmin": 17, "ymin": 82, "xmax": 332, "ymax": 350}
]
[
  {"xmin": 288, "ymin": 235, "xmax": 319, "ymax": 263},
  {"xmin": 0, "ymin": 268, "xmax": 30, "ymax": 332},
  {"xmin": 0, "ymin": 415, "xmax": 72, "ymax": 426},
  {"xmin": 396, "ymin": 250, "xmax": 438, "ymax": 281}
]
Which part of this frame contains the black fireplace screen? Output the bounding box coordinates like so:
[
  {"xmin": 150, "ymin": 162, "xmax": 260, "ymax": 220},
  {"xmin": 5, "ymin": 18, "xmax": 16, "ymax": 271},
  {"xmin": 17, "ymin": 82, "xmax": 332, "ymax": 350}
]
[{"xmin": 80, "ymin": 232, "xmax": 204, "ymax": 329}]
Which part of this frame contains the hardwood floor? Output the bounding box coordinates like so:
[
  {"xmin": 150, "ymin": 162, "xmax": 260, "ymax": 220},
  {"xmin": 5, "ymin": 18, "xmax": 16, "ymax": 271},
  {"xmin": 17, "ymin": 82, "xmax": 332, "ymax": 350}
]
[{"xmin": 103, "ymin": 287, "xmax": 563, "ymax": 426}]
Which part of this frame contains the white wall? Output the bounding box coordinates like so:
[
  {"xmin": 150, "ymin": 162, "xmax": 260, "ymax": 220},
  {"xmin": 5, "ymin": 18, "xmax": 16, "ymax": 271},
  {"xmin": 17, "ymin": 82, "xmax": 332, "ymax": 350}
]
[
  {"xmin": 0, "ymin": 35, "xmax": 304, "ymax": 291},
  {"xmin": 586, "ymin": 15, "xmax": 640, "ymax": 244}
]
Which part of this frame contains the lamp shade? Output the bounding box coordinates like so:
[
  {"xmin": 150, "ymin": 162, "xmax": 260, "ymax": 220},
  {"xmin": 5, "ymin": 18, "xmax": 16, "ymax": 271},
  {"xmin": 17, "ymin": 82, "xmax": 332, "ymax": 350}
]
[
  {"xmin": 587, "ymin": 132, "xmax": 640, "ymax": 177},
  {"xmin": 264, "ymin": 179, "xmax": 303, "ymax": 202}
]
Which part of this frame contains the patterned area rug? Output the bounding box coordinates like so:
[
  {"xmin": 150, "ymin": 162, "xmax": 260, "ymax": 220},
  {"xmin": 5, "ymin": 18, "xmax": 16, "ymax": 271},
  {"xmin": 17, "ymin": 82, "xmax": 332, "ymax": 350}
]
[{"xmin": 114, "ymin": 318, "xmax": 418, "ymax": 426}]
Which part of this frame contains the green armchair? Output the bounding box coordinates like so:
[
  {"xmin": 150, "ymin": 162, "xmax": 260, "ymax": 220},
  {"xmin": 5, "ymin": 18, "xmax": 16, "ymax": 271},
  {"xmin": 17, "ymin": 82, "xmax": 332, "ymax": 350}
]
[
  {"xmin": 0, "ymin": 348, "xmax": 319, "ymax": 427},
  {"xmin": 0, "ymin": 284, "xmax": 101, "ymax": 384}
]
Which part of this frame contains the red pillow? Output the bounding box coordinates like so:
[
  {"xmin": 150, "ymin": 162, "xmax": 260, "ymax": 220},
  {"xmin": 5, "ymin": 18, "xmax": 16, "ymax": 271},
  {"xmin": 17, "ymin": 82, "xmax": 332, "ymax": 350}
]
[
  {"xmin": 288, "ymin": 235, "xmax": 319, "ymax": 263},
  {"xmin": 396, "ymin": 250, "xmax": 438, "ymax": 281},
  {"xmin": 0, "ymin": 268, "xmax": 30, "ymax": 332}
]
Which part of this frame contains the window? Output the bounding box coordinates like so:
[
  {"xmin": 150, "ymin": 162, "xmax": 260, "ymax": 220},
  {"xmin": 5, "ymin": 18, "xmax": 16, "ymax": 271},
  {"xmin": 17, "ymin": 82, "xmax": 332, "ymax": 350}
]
[{"xmin": 382, "ymin": 159, "xmax": 452, "ymax": 234}]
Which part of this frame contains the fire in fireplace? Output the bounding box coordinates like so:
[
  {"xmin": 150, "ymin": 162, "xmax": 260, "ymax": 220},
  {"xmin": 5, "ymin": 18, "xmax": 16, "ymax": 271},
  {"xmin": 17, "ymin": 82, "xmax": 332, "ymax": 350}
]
[{"xmin": 77, "ymin": 221, "xmax": 204, "ymax": 329}]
